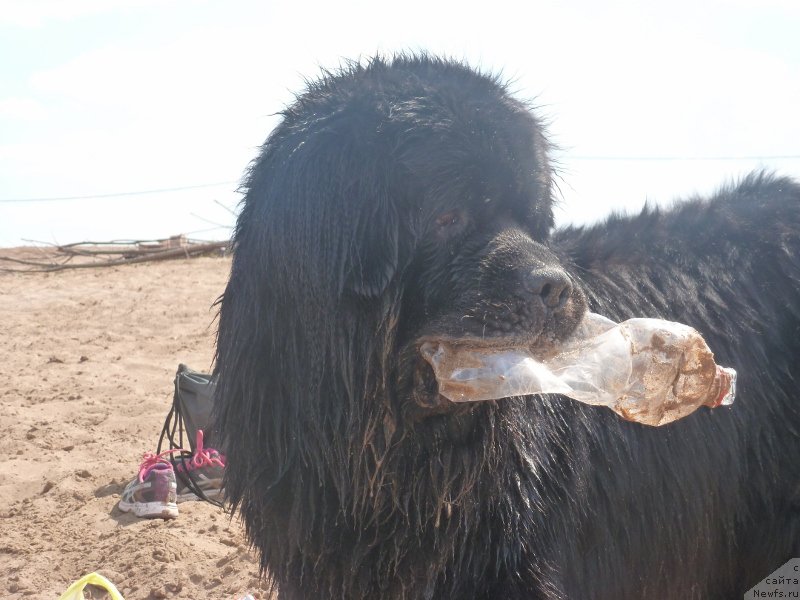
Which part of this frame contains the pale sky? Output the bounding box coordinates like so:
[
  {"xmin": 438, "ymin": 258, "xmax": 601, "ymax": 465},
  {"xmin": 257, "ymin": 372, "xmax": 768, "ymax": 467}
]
[{"xmin": 1, "ymin": 0, "xmax": 799, "ymax": 247}]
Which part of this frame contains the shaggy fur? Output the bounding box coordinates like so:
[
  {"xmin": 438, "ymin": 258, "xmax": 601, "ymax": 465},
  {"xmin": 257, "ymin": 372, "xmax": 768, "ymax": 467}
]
[{"xmin": 213, "ymin": 55, "xmax": 800, "ymax": 599}]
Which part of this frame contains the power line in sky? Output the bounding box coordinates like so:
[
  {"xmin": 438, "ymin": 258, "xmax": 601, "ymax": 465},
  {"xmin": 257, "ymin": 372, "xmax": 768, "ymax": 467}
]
[
  {"xmin": 564, "ymin": 154, "xmax": 800, "ymax": 161},
  {"xmin": 0, "ymin": 181, "xmax": 238, "ymax": 204},
  {"xmin": 2, "ymin": 154, "xmax": 799, "ymax": 204}
]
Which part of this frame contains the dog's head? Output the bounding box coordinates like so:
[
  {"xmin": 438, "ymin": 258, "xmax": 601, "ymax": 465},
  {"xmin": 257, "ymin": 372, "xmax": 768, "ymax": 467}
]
[
  {"xmin": 226, "ymin": 54, "xmax": 586, "ymax": 415},
  {"xmin": 215, "ymin": 55, "xmax": 587, "ymax": 554}
]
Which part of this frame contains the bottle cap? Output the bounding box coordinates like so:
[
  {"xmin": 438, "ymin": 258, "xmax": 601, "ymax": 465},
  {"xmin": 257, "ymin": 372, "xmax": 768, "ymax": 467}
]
[{"xmin": 707, "ymin": 366, "xmax": 737, "ymax": 408}]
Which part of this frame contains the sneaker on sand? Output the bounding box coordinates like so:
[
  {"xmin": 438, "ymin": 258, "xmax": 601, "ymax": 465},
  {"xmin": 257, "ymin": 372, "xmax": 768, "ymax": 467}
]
[
  {"xmin": 118, "ymin": 452, "xmax": 179, "ymax": 519},
  {"xmin": 170, "ymin": 430, "xmax": 226, "ymax": 503}
]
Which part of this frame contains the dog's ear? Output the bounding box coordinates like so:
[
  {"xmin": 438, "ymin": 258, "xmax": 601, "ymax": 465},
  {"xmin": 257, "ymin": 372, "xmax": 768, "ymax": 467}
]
[
  {"xmin": 346, "ymin": 197, "xmax": 399, "ymax": 298},
  {"xmin": 255, "ymin": 106, "xmax": 402, "ymax": 299},
  {"xmin": 338, "ymin": 127, "xmax": 402, "ymax": 298}
]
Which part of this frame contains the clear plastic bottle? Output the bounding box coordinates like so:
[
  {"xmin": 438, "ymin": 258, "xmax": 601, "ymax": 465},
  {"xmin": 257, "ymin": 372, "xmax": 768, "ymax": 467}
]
[{"xmin": 420, "ymin": 313, "xmax": 736, "ymax": 427}]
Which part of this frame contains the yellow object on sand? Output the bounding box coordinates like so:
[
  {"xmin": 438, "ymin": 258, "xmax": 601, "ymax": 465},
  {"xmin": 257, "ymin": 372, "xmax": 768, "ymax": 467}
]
[{"xmin": 58, "ymin": 572, "xmax": 125, "ymax": 600}]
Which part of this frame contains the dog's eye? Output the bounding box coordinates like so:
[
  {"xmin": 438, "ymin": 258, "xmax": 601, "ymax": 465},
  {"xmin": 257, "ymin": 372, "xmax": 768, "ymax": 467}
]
[
  {"xmin": 432, "ymin": 209, "xmax": 468, "ymax": 241},
  {"xmin": 435, "ymin": 211, "xmax": 462, "ymax": 230}
]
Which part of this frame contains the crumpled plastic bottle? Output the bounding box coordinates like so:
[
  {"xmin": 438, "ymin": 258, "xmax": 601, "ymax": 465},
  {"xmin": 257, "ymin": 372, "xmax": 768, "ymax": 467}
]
[{"xmin": 420, "ymin": 313, "xmax": 736, "ymax": 427}]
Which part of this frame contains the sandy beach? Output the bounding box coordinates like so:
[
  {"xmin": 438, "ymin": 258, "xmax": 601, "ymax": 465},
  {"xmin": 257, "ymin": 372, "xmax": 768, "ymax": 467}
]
[{"xmin": 0, "ymin": 250, "xmax": 272, "ymax": 599}]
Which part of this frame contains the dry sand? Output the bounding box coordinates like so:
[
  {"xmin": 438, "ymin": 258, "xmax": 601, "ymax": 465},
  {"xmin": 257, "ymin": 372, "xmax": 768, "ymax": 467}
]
[{"xmin": 0, "ymin": 250, "xmax": 274, "ymax": 599}]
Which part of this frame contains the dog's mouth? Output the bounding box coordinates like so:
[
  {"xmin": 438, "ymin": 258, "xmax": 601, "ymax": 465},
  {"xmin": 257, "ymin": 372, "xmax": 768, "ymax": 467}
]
[
  {"xmin": 409, "ymin": 324, "xmax": 584, "ymax": 412},
  {"xmin": 407, "ymin": 297, "xmax": 589, "ymax": 413},
  {"xmin": 411, "ymin": 336, "xmax": 534, "ymax": 411},
  {"xmin": 412, "ymin": 354, "xmax": 444, "ymax": 408}
]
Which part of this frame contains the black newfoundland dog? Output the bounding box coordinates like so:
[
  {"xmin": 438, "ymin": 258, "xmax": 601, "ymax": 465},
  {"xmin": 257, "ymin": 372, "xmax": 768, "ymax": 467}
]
[{"xmin": 214, "ymin": 55, "xmax": 800, "ymax": 599}]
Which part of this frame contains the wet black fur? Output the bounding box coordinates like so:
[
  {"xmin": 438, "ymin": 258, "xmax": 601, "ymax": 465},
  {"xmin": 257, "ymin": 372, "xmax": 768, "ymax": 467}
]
[{"xmin": 213, "ymin": 55, "xmax": 800, "ymax": 599}]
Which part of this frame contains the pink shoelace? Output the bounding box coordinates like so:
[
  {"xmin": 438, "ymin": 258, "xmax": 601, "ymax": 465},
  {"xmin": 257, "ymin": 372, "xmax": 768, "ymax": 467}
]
[
  {"xmin": 137, "ymin": 430, "xmax": 225, "ymax": 481},
  {"xmin": 172, "ymin": 429, "xmax": 226, "ymax": 474},
  {"xmin": 137, "ymin": 449, "xmax": 183, "ymax": 482}
]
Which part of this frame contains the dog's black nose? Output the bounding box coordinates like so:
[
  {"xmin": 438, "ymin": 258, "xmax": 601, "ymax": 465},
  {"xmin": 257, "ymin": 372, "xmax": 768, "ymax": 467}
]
[{"xmin": 524, "ymin": 269, "xmax": 573, "ymax": 309}]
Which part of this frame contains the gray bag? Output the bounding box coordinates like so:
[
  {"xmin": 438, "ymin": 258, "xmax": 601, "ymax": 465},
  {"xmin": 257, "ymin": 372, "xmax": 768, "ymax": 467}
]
[
  {"xmin": 158, "ymin": 364, "xmax": 216, "ymax": 453},
  {"xmin": 157, "ymin": 364, "xmax": 222, "ymax": 506}
]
